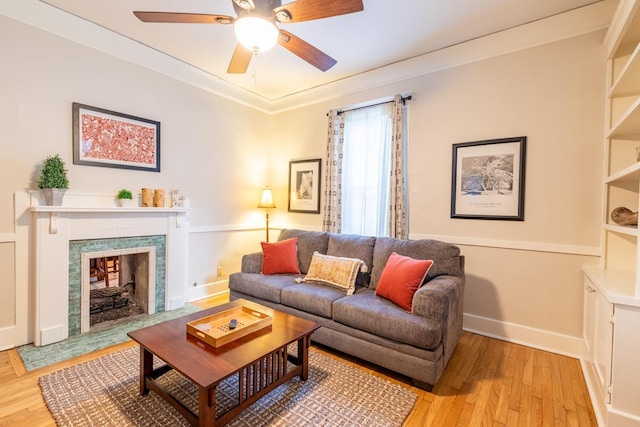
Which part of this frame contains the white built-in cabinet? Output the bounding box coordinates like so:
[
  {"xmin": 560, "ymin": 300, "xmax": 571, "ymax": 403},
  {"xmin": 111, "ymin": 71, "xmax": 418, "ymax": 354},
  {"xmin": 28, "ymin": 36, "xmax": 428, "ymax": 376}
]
[{"xmin": 582, "ymin": 0, "xmax": 640, "ymax": 425}]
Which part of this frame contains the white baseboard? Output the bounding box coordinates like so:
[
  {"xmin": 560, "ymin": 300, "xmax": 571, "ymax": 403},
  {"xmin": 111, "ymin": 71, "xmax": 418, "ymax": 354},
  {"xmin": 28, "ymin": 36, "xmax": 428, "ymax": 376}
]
[
  {"xmin": 463, "ymin": 313, "xmax": 583, "ymax": 358},
  {"xmin": 187, "ymin": 279, "xmax": 229, "ymax": 302},
  {"xmin": 580, "ymin": 359, "xmax": 608, "ymax": 427}
]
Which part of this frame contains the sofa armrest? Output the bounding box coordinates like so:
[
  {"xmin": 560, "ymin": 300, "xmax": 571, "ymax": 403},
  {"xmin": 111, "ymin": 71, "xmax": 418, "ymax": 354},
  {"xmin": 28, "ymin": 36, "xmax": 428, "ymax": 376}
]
[
  {"xmin": 241, "ymin": 252, "xmax": 263, "ymax": 274},
  {"xmin": 412, "ymin": 275, "xmax": 464, "ymax": 365}
]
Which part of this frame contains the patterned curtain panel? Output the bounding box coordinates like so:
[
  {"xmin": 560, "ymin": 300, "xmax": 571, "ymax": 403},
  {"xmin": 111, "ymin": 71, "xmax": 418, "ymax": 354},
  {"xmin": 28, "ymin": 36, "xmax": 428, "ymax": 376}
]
[
  {"xmin": 389, "ymin": 95, "xmax": 409, "ymax": 239},
  {"xmin": 322, "ymin": 110, "xmax": 345, "ymax": 233}
]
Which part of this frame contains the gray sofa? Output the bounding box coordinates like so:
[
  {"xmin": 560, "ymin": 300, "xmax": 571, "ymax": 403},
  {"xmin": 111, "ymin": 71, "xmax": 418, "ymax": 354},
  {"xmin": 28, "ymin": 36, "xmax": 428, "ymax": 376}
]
[{"xmin": 228, "ymin": 229, "xmax": 465, "ymax": 390}]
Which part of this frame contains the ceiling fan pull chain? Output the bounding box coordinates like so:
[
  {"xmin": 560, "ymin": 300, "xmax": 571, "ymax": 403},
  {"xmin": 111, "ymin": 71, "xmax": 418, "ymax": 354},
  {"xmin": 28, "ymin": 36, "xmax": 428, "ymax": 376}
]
[{"xmin": 252, "ymin": 52, "xmax": 258, "ymax": 86}]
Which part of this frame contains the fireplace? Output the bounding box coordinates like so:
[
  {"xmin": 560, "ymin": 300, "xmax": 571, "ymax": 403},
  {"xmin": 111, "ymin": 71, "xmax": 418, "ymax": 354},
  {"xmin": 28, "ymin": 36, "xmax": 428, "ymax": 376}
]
[
  {"xmin": 76, "ymin": 245, "xmax": 158, "ymax": 333},
  {"xmin": 31, "ymin": 199, "xmax": 190, "ymax": 346},
  {"xmin": 68, "ymin": 236, "xmax": 165, "ymax": 336}
]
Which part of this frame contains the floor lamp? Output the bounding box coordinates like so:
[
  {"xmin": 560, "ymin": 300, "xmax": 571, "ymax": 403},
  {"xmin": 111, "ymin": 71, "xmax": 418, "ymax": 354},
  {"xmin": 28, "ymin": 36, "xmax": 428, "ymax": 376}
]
[{"xmin": 258, "ymin": 186, "xmax": 276, "ymax": 242}]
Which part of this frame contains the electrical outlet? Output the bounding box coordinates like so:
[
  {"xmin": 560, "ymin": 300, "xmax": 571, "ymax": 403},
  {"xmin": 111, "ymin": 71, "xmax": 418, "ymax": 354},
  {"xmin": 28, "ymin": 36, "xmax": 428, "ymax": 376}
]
[{"xmin": 217, "ymin": 267, "xmax": 224, "ymax": 277}]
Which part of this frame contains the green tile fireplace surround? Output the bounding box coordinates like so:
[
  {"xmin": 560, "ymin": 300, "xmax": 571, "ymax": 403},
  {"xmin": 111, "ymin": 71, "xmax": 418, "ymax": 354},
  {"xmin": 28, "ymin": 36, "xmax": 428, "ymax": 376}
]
[{"xmin": 68, "ymin": 235, "xmax": 166, "ymax": 336}]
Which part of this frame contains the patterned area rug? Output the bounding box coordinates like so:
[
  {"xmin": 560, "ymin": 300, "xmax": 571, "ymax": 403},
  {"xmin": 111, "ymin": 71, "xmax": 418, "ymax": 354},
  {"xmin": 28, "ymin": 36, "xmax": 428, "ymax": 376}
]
[{"xmin": 40, "ymin": 346, "xmax": 417, "ymax": 426}]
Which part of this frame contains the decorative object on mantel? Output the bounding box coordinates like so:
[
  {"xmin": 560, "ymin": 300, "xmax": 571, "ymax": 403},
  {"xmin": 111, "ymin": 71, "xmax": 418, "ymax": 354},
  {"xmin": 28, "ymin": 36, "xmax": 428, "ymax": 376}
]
[
  {"xmin": 611, "ymin": 206, "xmax": 638, "ymax": 226},
  {"xmin": 170, "ymin": 188, "xmax": 185, "ymax": 207},
  {"xmin": 258, "ymin": 186, "xmax": 276, "ymax": 242},
  {"xmin": 37, "ymin": 154, "xmax": 70, "ymax": 206},
  {"xmin": 116, "ymin": 189, "xmax": 133, "ymax": 207},
  {"xmin": 141, "ymin": 188, "xmax": 153, "ymax": 207},
  {"xmin": 153, "ymin": 189, "xmax": 164, "ymax": 207}
]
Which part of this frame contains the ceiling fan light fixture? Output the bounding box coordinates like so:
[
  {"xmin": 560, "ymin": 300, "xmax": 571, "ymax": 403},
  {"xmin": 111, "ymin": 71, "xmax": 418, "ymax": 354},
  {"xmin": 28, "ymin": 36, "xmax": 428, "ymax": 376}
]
[{"xmin": 234, "ymin": 16, "xmax": 279, "ymax": 52}]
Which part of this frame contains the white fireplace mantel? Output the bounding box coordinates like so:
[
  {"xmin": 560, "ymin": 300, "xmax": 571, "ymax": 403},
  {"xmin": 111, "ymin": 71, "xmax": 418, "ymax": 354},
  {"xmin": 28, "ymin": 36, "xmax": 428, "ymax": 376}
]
[
  {"xmin": 30, "ymin": 202, "xmax": 191, "ymax": 346},
  {"xmin": 31, "ymin": 206, "xmax": 191, "ymax": 234}
]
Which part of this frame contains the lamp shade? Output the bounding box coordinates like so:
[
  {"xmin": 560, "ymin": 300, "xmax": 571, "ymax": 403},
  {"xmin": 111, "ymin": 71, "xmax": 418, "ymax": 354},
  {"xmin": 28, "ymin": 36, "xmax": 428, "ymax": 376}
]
[
  {"xmin": 258, "ymin": 186, "xmax": 276, "ymax": 209},
  {"xmin": 234, "ymin": 16, "xmax": 279, "ymax": 52}
]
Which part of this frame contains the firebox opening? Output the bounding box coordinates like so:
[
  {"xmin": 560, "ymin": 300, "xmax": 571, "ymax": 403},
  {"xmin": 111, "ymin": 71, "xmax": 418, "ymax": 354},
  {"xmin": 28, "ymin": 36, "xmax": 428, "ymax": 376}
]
[
  {"xmin": 80, "ymin": 246, "xmax": 156, "ymax": 335},
  {"xmin": 89, "ymin": 256, "xmax": 142, "ymax": 329}
]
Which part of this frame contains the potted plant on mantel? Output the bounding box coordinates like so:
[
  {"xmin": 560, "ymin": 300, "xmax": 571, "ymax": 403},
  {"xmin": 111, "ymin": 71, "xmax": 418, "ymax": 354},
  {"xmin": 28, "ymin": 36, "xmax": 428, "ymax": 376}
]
[
  {"xmin": 37, "ymin": 154, "xmax": 69, "ymax": 206},
  {"xmin": 116, "ymin": 189, "xmax": 133, "ymax": 207}
]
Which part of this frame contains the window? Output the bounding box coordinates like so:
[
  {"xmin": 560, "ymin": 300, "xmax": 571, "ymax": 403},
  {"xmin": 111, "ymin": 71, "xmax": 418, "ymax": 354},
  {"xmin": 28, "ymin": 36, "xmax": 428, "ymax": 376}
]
[
  {"xmin": 341, "ymin": 104, "xmax": 391, "ymax": 236},
  {"xmin": 340, "ymin": 101, "xmax": 407, "ymax": 237},
  {"xmin": 323, "ymin": 95, "xmax": 409, "ymax": 238}
]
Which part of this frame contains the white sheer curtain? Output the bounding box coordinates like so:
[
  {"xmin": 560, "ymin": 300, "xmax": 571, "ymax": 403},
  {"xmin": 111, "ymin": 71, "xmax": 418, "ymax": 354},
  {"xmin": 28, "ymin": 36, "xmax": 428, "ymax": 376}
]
[
  {"xmin": 341, "ymin": 103, "xmax": 393, "ymax": 236},
  {"xmin": 323, "ymin": 95, "xmax": 409, "ymax": 238}
]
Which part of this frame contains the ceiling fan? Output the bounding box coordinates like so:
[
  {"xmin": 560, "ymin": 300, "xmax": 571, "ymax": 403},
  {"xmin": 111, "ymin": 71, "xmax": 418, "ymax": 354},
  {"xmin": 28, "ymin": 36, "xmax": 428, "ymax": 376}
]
[{"xmin": 133, "ymin": 0, "xmax": 364, "ymax": 74}]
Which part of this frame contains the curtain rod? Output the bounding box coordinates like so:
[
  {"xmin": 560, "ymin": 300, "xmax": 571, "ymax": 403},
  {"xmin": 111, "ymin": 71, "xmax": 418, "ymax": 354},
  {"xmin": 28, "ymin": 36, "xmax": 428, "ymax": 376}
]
[{"xmin": 327, "ymin": 95, "xmax": 413, "ymax": 116}]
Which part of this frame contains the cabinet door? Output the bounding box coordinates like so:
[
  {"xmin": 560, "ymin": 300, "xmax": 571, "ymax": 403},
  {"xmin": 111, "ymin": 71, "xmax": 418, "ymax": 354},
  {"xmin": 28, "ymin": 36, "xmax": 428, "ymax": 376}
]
[
  {"xmin": 610, "ymin": 305, "xmax": 640, "ymax": 416},
  {"xmin": 593, "ymin": 288, "xmax": 614, "ymax": 403}
]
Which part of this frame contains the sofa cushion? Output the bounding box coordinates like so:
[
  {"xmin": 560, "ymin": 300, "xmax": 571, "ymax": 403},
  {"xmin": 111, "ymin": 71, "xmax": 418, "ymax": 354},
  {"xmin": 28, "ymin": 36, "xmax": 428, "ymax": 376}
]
[
  {"xmin": 370, "ymin": 237, "xmax": 461, "ymax": 289},
  {"xmin": 332, "ymin": 290, "xmax": 442, "ymax": 350},
  {"xmin": 228, "ymin": 273, "xmax": 298, "ymax": 304},
  {"xmin": 327, "ymin": 233, "xmax": 376, "ymax": 286},
  {"xmin": 281, "ymin": 283, "xmax": 346, "ymax": 318},
  {"xmin": 304, "ymin": 252, "xmax": 364, "ymax": 295},
  {"xmin": 375, "ymin": 252, "xmax": 433, "ymax": 312},
  {"xmin": 278, "ymin": 229, "xmax": 329, "ymax": 274},
  {"xmin": 261, "ymin": 238, "xmax": 300, "ymax": 275}
]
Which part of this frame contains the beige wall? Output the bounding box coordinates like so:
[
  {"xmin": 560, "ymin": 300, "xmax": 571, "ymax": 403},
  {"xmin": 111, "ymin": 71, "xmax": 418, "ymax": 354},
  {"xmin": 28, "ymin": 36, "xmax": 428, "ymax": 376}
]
[
  {"xmin": 0, "ymin": 14, "xmax": 606, "ymax": 352},
  {"xmin": 272, "ymin": 31, "xmax": 606, "ymax": 345},
  {"xmin": 0, "ymin": 15, "xmax": 273, "ymax": 328}
]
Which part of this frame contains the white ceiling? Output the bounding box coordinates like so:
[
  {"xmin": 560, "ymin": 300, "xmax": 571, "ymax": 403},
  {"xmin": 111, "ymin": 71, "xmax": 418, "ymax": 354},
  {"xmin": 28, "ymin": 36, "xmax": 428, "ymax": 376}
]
[{"xmin": 35, "ymin": 0, "xmax": 605, "ymax": 104}]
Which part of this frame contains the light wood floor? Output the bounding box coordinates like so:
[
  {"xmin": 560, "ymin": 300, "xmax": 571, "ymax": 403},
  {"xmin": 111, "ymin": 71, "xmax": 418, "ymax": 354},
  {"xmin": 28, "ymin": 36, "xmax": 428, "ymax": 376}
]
[{"xmin": 0, "ymin": 295, "xmax": 596, "ymax": 426}]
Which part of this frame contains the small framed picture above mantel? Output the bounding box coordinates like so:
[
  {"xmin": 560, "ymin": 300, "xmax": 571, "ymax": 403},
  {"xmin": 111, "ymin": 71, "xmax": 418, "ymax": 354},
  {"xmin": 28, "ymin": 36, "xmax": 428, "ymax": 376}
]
[
  {"xmin": 451, "ymin": 136, "xmax": 526, "ymax": 221},
  {"xmin": 72, "ymin": 102, "xmax": 161, "ymax": 172},
  {"xmin": 288, "ymin": 159, "xmax": 322, "ymax": 214}
]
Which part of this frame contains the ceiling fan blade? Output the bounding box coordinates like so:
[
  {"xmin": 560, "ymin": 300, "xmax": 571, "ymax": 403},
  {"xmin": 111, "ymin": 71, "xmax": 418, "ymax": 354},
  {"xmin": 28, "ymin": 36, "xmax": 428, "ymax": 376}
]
[
  {"xmin": 273, "ymin": 0, "xmax": 363, "ymax": 23},
  {"xmin": 278, "ymin": 30, "xmax": 336, "ymax": 72},
  {"xmin": 133, "ymin": 11, "xmax": 234, "ymax": 24},
  {"xmin": 227, "ymin": 44, "xmax": 254, "ymax": 74}
]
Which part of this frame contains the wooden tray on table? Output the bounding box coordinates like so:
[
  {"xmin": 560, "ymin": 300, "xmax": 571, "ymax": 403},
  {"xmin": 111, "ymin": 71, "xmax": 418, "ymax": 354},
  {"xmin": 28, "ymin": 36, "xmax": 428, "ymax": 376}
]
[{"xmin": 186, "ymin": 304, "xmax": 272, "ymax": 347}]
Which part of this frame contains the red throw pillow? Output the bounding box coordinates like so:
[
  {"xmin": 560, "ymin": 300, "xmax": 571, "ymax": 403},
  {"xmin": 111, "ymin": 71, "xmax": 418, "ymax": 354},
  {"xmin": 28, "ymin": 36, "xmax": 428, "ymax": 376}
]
[
  {"xmin": 261, "ymin": 238, "xmax": 300, "ymax": 275},
  {"xmin": 374, "ymin": 252, "xmax": 433, "ymax": 312}
]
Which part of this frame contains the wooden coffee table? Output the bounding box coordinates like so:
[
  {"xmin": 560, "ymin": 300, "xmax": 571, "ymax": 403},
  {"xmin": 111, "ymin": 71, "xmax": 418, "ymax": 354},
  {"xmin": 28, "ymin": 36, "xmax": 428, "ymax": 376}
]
[{"xmin": 127, "ymin": 299, "xmax": 320, "ymax": 427}]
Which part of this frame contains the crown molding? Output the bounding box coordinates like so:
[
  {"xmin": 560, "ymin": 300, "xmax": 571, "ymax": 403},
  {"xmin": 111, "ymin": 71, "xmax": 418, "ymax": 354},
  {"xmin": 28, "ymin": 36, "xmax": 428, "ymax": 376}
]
[
  {"xmin": 1, "ymin": 0, "xmax": 616, "ymax": 115},
  {"xmin": 268, "ymin": 0, "xmax": 616, "ymax": 113},
  {"xmin": 0, "ymin": 0, "xmax": 274, "ymax": 113}
]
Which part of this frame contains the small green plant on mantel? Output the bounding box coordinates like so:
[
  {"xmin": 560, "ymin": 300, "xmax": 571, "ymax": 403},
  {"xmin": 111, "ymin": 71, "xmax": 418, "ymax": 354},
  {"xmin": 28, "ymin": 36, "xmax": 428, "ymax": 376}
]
[
  {"xmin": 37, "ymin": 154, "xmax": 69, "ymax": 189},
  {"xmin": 116, "ymin": 188, "xmax": 133, "ymax": 207},
  {"xmin": 37, "ymin": 154, "xmax": 69, "ymax": 206},
  {"xmin": 117, "ymin": 189, "xmax": 133, "ymax": 200}
]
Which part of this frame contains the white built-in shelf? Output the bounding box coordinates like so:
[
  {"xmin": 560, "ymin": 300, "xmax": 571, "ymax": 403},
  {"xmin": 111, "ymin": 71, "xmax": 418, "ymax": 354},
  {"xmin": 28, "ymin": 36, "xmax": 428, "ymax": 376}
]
[
  {"xmin": 606, "ymin": 160, "xmax": 640, "ymax": 183},
  {"xmin": 610, "ymin": 42, "xmax": 640, "ymax": 96},
  {"xmin": 608, "ymin": 96, "xmax": 640, "ymax": 139},
  {"xmin": 30, "ymin": 206, "xmax": 191, "ymax": 213},
  {"xmin": 583, "ymin": 265, "xmax": 640, "ymax": 307},
  {"xmin": 604, "ymin": 223, "xmax": 639, "ymax": 236}
]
